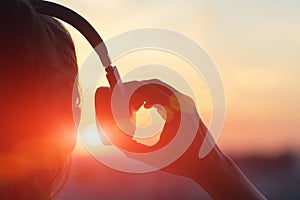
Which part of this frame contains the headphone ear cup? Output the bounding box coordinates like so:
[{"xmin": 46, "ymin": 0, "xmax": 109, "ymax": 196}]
[{"xmin": 95, "ymin": 86, "xmax": 113, "ymax": 145}]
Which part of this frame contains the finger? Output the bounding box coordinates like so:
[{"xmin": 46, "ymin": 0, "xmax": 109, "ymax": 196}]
[
  {"xmin": 130, "ymin": 83, "xmax": 178, "ymax": 109},
  {"xmin": 95, "ymin": 86, "xmax": 153, "ymax": 152},
  {"xmin": 141, "ymin": 79, "xmax": 197, "ymax": 111},
  {"xmin": 129, "ymin": 83, "xmax": 182, "ymax": 149}
]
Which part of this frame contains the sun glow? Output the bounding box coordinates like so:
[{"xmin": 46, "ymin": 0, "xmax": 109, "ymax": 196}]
[
  {"xmin": 74, "ymin": 105, "xmax": 166, "ymax": 155},
  {"xmin": 64, "ymin": 0, "xmax": 300, "ymax": 156},
  {"xmin": 80, "ymin": 124, "xmax": 102, "ymax": 146},
  {"xmin": 133, "ymin": 105, "xmax": 166, "ymax": 146}
]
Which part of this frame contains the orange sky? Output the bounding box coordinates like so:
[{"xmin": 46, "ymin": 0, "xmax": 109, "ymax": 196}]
[{"xmin": 51, "ymin": 0, "xmax": 300, "ymax": 157}]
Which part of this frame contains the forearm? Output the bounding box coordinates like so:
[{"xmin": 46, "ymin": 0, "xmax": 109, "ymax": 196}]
[{"xmin": 190, "ymin": 154, "xmax": 266, "ymax": 200}]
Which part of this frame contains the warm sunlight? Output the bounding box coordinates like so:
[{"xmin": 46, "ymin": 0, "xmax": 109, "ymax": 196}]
[
  {"xmin": 75, "ymin": 106, "xmax": 166, "ymax": 154},
  {"xmin": 133, "ymin": 105, "xmax": 165, "ymax": 146},
  {"xmin": 56, "ymin": 0, "xmax": 300, "ymax": 156},
  {"xmin": 80, "ymin": 124, "xmax": 102, "ymax": 146},
  {"xmin": 135, "ymin": 103, "xmax": 152, "ymax": 128}
]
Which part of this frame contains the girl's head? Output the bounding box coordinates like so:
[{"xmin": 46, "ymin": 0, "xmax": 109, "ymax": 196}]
[{"xmin": 0, "ymin": 0, "xmax": 79, "ymax": 199}]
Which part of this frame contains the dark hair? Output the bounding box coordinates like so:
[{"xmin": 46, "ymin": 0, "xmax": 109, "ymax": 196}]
[{"xmin": 0, "ymin": 0, "xmax": 79, "ymax": 199}]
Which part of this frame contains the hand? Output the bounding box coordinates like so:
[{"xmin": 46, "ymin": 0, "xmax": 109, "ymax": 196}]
[
  {"xmin": 95, "ymin": 79, "xmax": 265, "ymax": 200},
  {"xmin": 95, "ymin": 80, "xmax": 222, "ymax": 186}
]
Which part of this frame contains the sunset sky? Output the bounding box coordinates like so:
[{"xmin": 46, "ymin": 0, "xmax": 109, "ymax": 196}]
[{"xmin": 51, "ymin": 0, "xmax": 300, "ymax": 157}]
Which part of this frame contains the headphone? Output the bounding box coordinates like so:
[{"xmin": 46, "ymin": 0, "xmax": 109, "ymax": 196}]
[
  {"xmin": 30, "ymin": 0, "xmax": 122, "ymax": 90},
  {"xmin": 29, "ymin": 0, "xmax": 226, "ymax": 168}
]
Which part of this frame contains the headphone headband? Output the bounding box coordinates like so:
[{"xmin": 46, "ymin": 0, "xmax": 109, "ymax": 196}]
[{"xmin": 30, "ymin": 0, "xmax": 112, "ymax": 68}]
